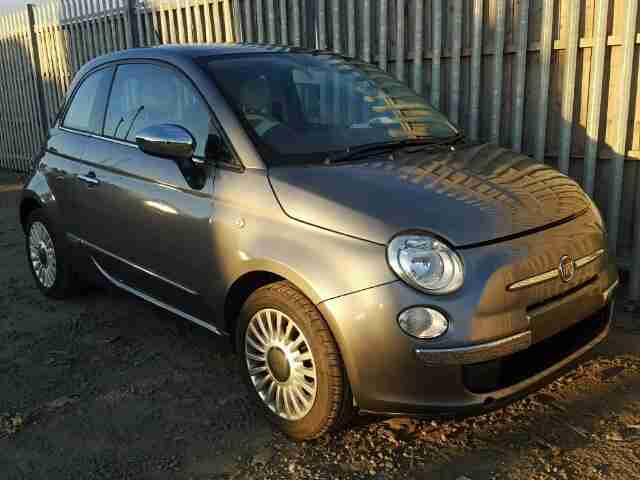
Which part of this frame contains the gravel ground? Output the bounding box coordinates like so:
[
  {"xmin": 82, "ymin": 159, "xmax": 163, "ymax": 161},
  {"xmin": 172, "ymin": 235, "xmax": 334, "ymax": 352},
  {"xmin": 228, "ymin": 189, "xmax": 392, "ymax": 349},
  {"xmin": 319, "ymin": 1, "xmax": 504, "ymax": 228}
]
[{"xmin": 1, "ymin": 174, "xmax": 640, "ymax": 480}]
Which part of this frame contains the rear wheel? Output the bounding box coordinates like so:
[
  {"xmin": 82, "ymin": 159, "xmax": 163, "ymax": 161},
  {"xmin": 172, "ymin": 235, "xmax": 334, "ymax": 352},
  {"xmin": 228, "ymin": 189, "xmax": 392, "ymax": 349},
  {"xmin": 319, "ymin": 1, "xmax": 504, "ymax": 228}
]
[
  {"xmin": 25, "ymin": 210, "xmax": 77, "ymax": 299},
  {"xmin": 236, "ymin": 281, "xmax": 354, "ymax": 440}
]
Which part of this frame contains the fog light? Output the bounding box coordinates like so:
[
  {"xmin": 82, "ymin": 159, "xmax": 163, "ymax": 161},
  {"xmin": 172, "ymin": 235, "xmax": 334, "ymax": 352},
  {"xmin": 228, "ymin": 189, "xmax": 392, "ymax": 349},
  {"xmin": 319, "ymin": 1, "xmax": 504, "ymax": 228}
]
[{"xmin": 398, "ymin": 307, "xmax": 449, "ymax": 339}]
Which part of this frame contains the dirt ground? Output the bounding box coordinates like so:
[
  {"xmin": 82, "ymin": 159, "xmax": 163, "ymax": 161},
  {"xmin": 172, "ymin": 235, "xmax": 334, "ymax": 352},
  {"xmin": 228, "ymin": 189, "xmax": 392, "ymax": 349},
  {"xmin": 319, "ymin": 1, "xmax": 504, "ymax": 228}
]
[{"xmin": 1, "ymin": 172, "xmax": 639, "ymax": 480}]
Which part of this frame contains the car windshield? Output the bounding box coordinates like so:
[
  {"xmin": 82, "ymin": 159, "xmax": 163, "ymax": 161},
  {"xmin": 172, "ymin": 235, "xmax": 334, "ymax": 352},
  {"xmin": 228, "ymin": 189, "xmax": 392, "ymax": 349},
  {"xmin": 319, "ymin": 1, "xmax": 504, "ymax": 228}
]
[{"xmin": 203, "ymin": 53, "xmax": 459, "ymax": 166}]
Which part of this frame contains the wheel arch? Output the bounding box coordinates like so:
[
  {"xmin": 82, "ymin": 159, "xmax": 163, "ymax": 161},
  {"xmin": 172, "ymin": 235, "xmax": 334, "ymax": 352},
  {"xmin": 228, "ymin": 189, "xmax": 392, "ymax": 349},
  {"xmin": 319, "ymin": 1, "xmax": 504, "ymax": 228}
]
[
  {"xmin": 223, "ymin": 263, "xmax": 326, "ymax": 348},
  {"xmin": 224, "ymin": 271, "xmax": 284, "ymax": 341},
  {"xmin": 20, "ymin": 169, "xmax": 60, "ymax": 234},
  {"xmin": 19, "ymin": 194, "xmax": 43, "ymax": 233},
  {"xmin": 223, "ymin": 266, "xmax": 359, "ymax": 412}
]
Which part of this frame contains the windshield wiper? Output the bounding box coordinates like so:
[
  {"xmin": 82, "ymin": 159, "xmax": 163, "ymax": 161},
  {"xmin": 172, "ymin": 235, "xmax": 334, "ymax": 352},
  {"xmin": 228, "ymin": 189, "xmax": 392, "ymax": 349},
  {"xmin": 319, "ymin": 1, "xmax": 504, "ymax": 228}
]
[
  {"xmin": 412, "ymin": 132, "xmax": 466, "ymax": 147},
  {"xmin": 324, "ymin": 140, "xmax": 410, "ymax": 164},
  {"xmin": 324, "ymin": 133, "xmax": 465, "ymax": 164}
]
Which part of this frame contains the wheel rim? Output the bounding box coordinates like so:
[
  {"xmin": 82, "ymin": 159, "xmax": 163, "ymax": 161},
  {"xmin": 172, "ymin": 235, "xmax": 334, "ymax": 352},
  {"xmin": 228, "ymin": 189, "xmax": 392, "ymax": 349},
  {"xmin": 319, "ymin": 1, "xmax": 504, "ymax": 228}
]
[
  {"xmin": 245, "ymin": 308, "xmax": 318, "ymax": 421},
  {"xmin": 28, "ymin": 221, "xmax": 57, "ymax": 289}
]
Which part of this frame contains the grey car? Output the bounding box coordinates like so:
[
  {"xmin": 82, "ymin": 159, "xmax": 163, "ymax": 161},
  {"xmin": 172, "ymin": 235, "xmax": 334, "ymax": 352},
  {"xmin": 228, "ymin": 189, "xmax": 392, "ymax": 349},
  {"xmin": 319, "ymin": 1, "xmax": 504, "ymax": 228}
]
[{"xmin": 20, "ymin": 45, "xmax": 619, "ymax": 440}]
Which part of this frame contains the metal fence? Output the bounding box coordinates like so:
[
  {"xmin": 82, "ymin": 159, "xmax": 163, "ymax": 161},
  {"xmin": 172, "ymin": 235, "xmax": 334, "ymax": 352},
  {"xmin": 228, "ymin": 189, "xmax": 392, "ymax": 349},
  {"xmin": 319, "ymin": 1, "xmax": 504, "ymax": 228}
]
[
  {"xmin": 0, "ymin": 0, "xmax": 237, "ymax": 166},
  {"xmin": 1, "ymin": 0, "xmax": 639, "ymax": 297}
]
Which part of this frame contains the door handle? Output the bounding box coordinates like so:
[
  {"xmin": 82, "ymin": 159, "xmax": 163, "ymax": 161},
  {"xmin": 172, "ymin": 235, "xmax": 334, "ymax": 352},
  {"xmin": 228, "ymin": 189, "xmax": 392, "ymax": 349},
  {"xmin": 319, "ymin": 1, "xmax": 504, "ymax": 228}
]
[{"xmin": 78, "ymin": 172, "xmax": 100, "ymax": 186}]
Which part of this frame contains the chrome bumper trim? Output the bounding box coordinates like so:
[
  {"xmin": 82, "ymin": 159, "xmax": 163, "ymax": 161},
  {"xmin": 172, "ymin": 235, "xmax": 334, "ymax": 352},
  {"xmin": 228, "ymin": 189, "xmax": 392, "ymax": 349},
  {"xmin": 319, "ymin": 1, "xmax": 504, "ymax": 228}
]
[
  {"xmin": 507, "ymin": 248, "xmax": 605, "ymax": 291},
  {"xmin": 575, "ymin": 249, "xmax": 606, "ymax": 268},
  {"xmin": 415, "ymin": 331, "xmax": 532, "ymax": 366},
  {"xmin": 603, "ymin": 279, "xmax": 619, "ymax": 302}
]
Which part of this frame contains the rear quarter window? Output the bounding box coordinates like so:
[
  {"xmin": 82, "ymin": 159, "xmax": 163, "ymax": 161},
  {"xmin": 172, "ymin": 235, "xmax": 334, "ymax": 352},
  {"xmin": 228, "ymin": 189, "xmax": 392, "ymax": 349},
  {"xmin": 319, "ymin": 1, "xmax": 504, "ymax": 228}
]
[{"xmin": 63, "ymin": 67, "xmax": 113, "ymax": 134}]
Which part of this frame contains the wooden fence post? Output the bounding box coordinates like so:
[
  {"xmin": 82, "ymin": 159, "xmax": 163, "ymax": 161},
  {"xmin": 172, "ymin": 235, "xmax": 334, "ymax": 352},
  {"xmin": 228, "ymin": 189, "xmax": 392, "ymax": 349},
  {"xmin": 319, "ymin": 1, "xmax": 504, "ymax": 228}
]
[
  {"xmin": 26, "ymin": 4, "xmax": 48, "ymax": 136},
  {"xmin": 123, "ymin": 0, "xmax": 138, "ymax": 48},
  {"xmin": 233, "ymin": 0, "xmax": 243, "ymax": 43}
]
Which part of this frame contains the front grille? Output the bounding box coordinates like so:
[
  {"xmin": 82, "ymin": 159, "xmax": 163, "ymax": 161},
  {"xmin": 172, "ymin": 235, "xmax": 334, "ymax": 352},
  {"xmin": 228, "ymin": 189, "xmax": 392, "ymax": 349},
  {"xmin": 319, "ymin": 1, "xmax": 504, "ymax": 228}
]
[
  {"xmin": 463, "ymin": 305, "xmax": 610, "ymax": 394},
  {"xmin": 501, "ymin": 227, "xmax": 606, "ymax": 310}
]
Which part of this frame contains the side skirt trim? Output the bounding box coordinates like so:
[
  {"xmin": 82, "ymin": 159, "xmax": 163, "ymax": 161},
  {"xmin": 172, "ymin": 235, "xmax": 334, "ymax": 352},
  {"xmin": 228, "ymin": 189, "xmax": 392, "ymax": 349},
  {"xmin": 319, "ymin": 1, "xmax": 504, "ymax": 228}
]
[
  {"xmin": 92, "ymin": 257, "xmax": 227, "ymax": 336},
  {"xmin": 67, "ymin": 233, "xmax": 198, "ymax": 295}
]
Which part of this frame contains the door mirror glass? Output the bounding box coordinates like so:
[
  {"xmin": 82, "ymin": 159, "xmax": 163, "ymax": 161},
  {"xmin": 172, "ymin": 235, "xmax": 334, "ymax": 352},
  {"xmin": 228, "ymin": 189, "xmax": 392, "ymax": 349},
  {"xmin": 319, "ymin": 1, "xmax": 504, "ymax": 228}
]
[{"xmin": 135, "ymin": 124, "xmax": 195, "ymax": 160}]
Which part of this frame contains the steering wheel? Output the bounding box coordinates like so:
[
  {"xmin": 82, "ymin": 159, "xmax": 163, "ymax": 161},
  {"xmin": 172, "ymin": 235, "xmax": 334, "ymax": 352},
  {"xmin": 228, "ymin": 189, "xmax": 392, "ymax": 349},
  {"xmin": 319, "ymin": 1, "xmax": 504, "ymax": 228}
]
[
  {"xmin": 366, "ymin": 116, "xmax": 395, "ymax": 127},
  {"xmin": 245, "ymin": 112, "xmax": 283, "ymax": 137},
  {"xmin": 349, "ymin": 116, "xmax": 394, "ymax": 129}
]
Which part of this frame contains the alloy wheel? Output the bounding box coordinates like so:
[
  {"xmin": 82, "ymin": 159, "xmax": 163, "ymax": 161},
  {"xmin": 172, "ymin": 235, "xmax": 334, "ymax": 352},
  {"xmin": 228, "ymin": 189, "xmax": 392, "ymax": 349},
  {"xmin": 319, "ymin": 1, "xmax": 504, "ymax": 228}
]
[
  {"xmin": 245, "ymin": 308, "xmax": 318, "ymax": 420},
  {"xmin": 29, "ymin": 221, "xmax": 57, "ymax": 289}
]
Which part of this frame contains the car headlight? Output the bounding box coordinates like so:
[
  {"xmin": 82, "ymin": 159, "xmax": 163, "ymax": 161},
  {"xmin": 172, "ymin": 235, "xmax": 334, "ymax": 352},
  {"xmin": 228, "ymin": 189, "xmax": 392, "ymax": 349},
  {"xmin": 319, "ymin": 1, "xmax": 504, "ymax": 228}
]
[{"xmin": 387, "ymin": 234, "xmax": 464, "ymax": 294}]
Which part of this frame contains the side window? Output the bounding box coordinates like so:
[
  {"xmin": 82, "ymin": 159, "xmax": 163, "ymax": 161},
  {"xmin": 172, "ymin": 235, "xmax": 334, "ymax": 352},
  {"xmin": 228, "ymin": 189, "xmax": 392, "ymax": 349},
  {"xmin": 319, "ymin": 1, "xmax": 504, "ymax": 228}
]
[
  {"xmin": 104, "ymin": 63, "xmax": 229, "ymax": 161},
  {"xmin": 63, "ymin": 67, "xmax": 113, "ymax": 133}
]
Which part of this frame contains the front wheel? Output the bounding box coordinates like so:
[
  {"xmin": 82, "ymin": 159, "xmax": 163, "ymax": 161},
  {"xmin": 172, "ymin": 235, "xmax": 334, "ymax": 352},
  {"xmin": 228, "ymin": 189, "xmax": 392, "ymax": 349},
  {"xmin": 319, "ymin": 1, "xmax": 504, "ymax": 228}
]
[{"xmin": 236, "ymin": 281, "xmax": 354, "ymax": 440}]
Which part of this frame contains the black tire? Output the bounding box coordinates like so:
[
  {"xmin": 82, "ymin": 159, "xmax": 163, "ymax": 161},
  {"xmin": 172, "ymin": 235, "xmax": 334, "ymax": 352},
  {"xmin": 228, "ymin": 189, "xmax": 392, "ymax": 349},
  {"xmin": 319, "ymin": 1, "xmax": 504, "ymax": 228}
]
[
  {"xmin": 236, "ymin": 281, "xmax": 354, "ymax": 441},
  {"xmin": 25, "ymin": 209, "xmax": 77, "ymax": 299}
]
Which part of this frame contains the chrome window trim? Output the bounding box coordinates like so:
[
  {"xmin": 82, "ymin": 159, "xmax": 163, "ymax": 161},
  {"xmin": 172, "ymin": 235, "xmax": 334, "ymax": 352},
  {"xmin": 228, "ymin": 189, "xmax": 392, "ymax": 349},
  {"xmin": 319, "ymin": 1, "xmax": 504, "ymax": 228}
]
[
  {"xmin": 68, "ymin": 233, "xmax": 198, "ymax": 295},
  {"xmin": 507, "ymin": 248, "xmax": 605, "ymax": 292},
  {"xmin": 92, "ymin": 258, "xmax": 225, "ymax": 336},
  {"xmin": 61, "ymin": 126, "xmax": 212, "ymax": 165},
  {"xmin": 60, "ymin": 126, "xmax": 136, "ymax": 148}
]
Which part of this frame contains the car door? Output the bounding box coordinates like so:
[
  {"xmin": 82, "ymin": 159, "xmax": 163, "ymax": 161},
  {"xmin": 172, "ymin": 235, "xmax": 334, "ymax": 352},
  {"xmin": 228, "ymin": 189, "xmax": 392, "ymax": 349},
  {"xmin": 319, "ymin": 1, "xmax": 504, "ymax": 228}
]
[
  {"xmin": 46, "ymin": 66, "xmax": 114, "ymax": 235},
  {"xmin": 73, "ymin": 62, "xmax": 233, "ymax": 324}
]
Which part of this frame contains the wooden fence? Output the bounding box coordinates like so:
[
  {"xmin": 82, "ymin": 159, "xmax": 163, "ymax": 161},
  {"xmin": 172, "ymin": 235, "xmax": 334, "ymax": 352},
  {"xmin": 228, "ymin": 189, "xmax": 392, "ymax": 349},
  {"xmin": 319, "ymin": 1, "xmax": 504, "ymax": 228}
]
[{"xmin": 0, "ymin": 0, "xmax": 639, "ymax": 296}]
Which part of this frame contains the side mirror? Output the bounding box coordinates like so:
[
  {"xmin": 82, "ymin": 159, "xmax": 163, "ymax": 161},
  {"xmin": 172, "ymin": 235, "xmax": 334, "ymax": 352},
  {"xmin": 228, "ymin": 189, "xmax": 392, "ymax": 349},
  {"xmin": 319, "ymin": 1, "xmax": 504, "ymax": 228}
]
[{"xmin": 135, "ymin": 124, "xmax": 195, "ymax": 160}]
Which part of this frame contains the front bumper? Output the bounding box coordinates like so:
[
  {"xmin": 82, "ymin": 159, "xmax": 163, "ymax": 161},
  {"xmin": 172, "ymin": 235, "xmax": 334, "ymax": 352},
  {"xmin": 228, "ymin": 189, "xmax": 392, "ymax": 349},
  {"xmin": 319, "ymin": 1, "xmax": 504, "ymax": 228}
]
[
  {"xmin": 318, "ymin": 257, "xmax": 618, "ymax": 416},
  {"xmin": 416, "ymin": 278, "xmax": 618, "ymax": 366}
]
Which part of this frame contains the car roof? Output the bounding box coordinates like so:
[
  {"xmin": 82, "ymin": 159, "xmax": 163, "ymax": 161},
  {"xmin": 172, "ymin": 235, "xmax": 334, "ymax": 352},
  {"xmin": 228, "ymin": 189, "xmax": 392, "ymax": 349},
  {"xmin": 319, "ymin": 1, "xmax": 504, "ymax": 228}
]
[
  {"xmin": 72, "ymin": 43, "xmax": 337, "ymax": 86},
  {"xmin": 92, "ymin": 43, "xmax": 317, "ymax": 64},
  {"xmin": 69, "ymin": 43, "xmax": 338, "ymax": 104},
  {"xmin": 73, "ymin": 43, "xmax": 325, "ymax": 80}
]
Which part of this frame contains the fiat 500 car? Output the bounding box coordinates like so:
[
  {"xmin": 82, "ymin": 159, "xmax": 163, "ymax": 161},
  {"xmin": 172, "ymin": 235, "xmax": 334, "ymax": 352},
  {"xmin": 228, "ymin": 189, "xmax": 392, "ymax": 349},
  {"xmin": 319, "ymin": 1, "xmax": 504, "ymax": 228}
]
[{"xmin": 20, "ymin": 45, "xmax": 618, "ymax": 440}]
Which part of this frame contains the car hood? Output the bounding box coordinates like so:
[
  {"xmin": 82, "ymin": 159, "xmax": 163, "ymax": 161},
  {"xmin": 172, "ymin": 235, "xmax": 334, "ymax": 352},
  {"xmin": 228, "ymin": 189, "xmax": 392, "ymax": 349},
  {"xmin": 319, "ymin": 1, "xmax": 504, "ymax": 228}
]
[{"xmin": 268, "ymin": 144, "xmax": 593, "ymax": 247}]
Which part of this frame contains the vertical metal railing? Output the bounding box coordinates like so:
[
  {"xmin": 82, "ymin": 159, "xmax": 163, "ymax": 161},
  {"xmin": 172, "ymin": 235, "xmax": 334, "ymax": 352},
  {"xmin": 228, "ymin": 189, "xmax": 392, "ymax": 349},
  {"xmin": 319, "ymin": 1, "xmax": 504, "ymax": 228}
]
[
  {"xmin": 489, "ymin": 0, "xmax": 505, "ymax": 145},
  {"xmin": 608, "ymin": 1, "xmax": 638, "ymax": 258},
  {"xmin": 557, "ymin": 0, "xmax": 580, "ymax": 176},
  {"xmin": 468, "ymin": 0, "xmax": 482, "ymax": 143},
  {"xmin": 534, "ymin": 0, "xmax": 553, "ymax": 162},
  {"xmin": 583, "ymin": 0, "xmax": 610, "ymax": 197}
]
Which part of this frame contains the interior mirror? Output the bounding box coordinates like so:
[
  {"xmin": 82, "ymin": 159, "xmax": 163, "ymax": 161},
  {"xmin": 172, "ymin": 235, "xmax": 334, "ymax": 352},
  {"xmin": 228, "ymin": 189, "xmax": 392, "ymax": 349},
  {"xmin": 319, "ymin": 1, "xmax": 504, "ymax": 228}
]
[{"xmin": 135, "ymin": 124, "xmax": 195, "ymax": 160}]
